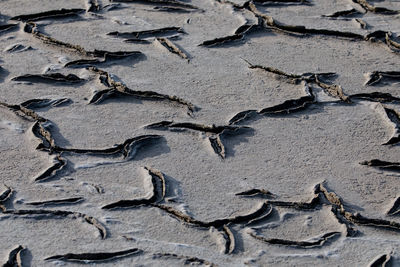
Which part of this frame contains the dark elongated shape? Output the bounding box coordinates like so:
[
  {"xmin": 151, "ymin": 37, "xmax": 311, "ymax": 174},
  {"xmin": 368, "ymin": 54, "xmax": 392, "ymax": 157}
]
[
  {"xmin": 267, "ymin": 194, "xmax": 321, "ymax": 209},
  {"xmin": 34, "ymin": 155, "xmax": 67, "ymax": 182},
  {"xmin": 154, "ymin": 202, "xmax": 270, "ymax": 228},
  {"xmin": 365, "ymin": 71, "xmax": 400, "ymax": 86},
  {"xmin": 222, "ymin": 225, "xmax": 235, "ymax": 254},
  {"xmin": 2, "ymin": 209, "xmax": 107, "ymax": 238},
  {"xmin": 109, "ymin": 0, "xmax": 199, "ymax": 10},
  {"xmin": 249, "ymin": 231, "xmax": 340, "ymax": 247},
  {"xmin": 145, "ymin": 121, "xmax": 246, "ymax": 134},
  {"xmin": 102, "ymin": 166, "xmax": 166, "ymax": 209},
  {"xmin": 360, "ymin": 159, "xmax": 400, "ymax": 172},
  {"xmin": 0, "ymin": 24, "xmax": 18, "ymax": 33},
  {"xmin": 368, "ymin": 254, "xmax": 393, "ymax": 267},
  {"xmin": 352, "ymin": 0, "xmax": 399, "ymax": 14},
  {"xmin": 87, "ymin": 67, "xmax": 197, "ymax": 115},
  {"xmin": 156, "ymin": 37, "xmax": 189, "ymax": 60},
  {"xmin": 45, "ymin": 248, "xmax": 141, "ymax": 262},
  {"xmin": 236, "ymin": 189, "xmax": 275, "ymax": 198},
  {"xmin": 209, "ymin": 135, "xmax": 225, "ymax": 159},
  {"xmin": 350, "ymin": 92, "xmax": 400, "ymax": 103},
  {"xmin": 259, "ymin": 95, "xmax": 315, "ymax": 114},
  {"xmin": 0, "ymin": 186, "xmax": 13, "ymax": 203},
  {"xmin": 381, "ymin": 107, "xmax": 400, "ymax": 145},
  {"xmin": 3, "ymin": 245, "xmax": 24, "ymax": 267},
  {"xmin": 11, "ymin": 73, "xmax": 84, "ymax": 83},
  {"xmin": 387, "ymin": 197, "xmax": 400, "ymax": 216},
  {"xmin": 152, "ymin": 253, "xmax": 217, "ymax": 266},
  {"xmin": 228, "ymin": 110, "xmax": 257, "ymax": 125},
  {"xmin": 11, "ymin": 9, "xmax": 85, "ymax": 22},
  {"xmin": 52, "ymin": 135, "xmax": 162, "ymax": 158},
  {"xmin": 199, "ymin": 34, "xmax": 243, "ymax": 47},
  {"xmin": 26, "ymin": 197, "xmax": 83, "ymax": 206},
  {"xmin": 108, "ymin": 27, "xmax": 184, "ymax": 38},
  {"xmin": 323, "ymin": 8, "xmax": 361, "ymax": 18},
  {"xmin": 21, "ymin": 98, "xmax": 71, "ymax": 109}
]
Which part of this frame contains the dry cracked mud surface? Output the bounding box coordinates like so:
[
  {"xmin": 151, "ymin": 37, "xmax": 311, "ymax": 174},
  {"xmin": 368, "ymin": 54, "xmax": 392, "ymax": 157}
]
[{"xmin": 0, "ymin": 0, "xmax": 399, "ymax": 266}]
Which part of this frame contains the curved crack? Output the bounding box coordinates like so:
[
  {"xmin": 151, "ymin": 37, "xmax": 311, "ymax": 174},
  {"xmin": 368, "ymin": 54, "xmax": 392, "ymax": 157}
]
[
  {"xmin": 88, "ymin": 67, "xmax": 197, "ymax": 115},
  {"xmin": 1, "ymin": 208, "xmax": 107, "ymax": 239},
  {"xmin": 2, "ymin": 245, "xmax": 25, "ymax": 267},
  {"xmin": 387, "ymin": 197, "xmax": 400, "ymax": 216},
  {"xmin": 248, "ymin": 230, "xmax": 340, "ymax": 248},
  {"xmin": 45, "ymin": 248, "xmax": 142, "ymax": 263}
]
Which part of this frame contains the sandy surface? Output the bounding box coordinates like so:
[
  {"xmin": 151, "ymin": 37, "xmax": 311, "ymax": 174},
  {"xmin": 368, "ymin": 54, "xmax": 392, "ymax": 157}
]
[{"xmin": 0, "ymin": 0, "xmax": 400, "ymax": 266}]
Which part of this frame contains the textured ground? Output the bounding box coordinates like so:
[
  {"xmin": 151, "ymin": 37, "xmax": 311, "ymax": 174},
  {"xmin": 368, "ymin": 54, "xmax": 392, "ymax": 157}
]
[{"xmin": 0, "ymin": 0, "xmax": 400, "ymax": 266}]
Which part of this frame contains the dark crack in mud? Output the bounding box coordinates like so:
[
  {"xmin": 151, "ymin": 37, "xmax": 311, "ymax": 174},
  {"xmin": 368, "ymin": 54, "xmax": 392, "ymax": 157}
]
[
  {"xmin": 26, "ymin": 197, "xmax": 84, "ymax": 206},
  {"xmin": 45, "ymin": 248, "xmax": 142, "ymax": 263},
  {"xmin": 156, "ymin": 37, "xmax": 190, "ymax": 60},
  {"xmin": 108, "ymin": 26, "xmax": 185, "ymax": 39},
  {"xmin": 387, "ymin": 197, "xmax": 400, "ymax": 216},
  {"xmin": 0, "ymin": 24, "xmax": 19, "ymax": 34},
  {"xmin": 349, "ymin": 92, "xmax": 400, "ymax": 103},
  {"xmin": 322, "ymin": 8, "xmax": 362, "ymax": 18},
  {"xmin": 34, "ymin": 155, "xmax": 67, "ymax": 182},
  {"xmin": 1, "ymin": 207, "xmax": 107, "ymax": 239},
  {"xmin": 2, "ymin": 245, "xmax": 25, "ymax": 267},
  {"xmin": 360, "ymin": 159, "xmax": 400, "ymax": 172},
  {"xmin": 152, "ymin": 253, "xmax": 217, "ymax": 266},
  {"xmin": 222, "ymin": 225, "xmax": 236, "ymax": 254},
  {"xmin": 236, "ymin": 189, "xmax": 275, "ymax": 198},
  {"xmin": 24, "ymin": 22, "xmax": 143, "ymax": 66},
  {"xmin": 10, "ymin": 9, "xmax": 85, "ymax": 22},
  {"xmin": 352, "ymin": 0, "xmax": 399, "ymax": 14},
  {"xmin": 88, "ymin": 67, "xmax": 197, "ymax": 115},
  {"xmin": 102, "ymin": 166, "xmax": 166, "ymax": 209},
  {"xmin": 248, "ymin": 230, "xmax": 340, "ymax": 248},
  {"xmin": 109, "ymin": 0, "xmax": 200, "ymax": 10},
  {"xmin": 146, "ymin": 121, "xmax": 251, "ymax": 158},
  {"xmin": 365, "ymin": 71, "xmax": 400, "ymax": 86},
  {"xmin": 316, "ymin": 182, "xmax": 400, "ymax": 233},
  {"xmin": 11, "ymin": 73, "xmax": 85, "ymax": 84},
  {"xmin": 381, "ymin": 107, "xmax": 400, "ymax": 145},
  {"xmin": 20, "ymin": 98, "xmax": 71, "ymax": 109},
  {"xmin": 368, "ymin": 253, "xmax": 393, "ymax": 267}
]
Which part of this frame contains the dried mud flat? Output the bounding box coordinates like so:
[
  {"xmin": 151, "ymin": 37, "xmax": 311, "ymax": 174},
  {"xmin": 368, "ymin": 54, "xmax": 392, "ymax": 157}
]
[{"xmin": 0, "ymin": 0, "xmax": 400, "ymax": 266}]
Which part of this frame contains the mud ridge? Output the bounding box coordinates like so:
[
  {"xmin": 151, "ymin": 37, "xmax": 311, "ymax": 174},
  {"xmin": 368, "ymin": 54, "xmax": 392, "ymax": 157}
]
[
  {"xmin": 2, "ymin": 245, "xmax": 25, "ymax": 267},
  {"xmin": 45, "ymin": 248, "xmax": 141, "ymax": 263}
]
